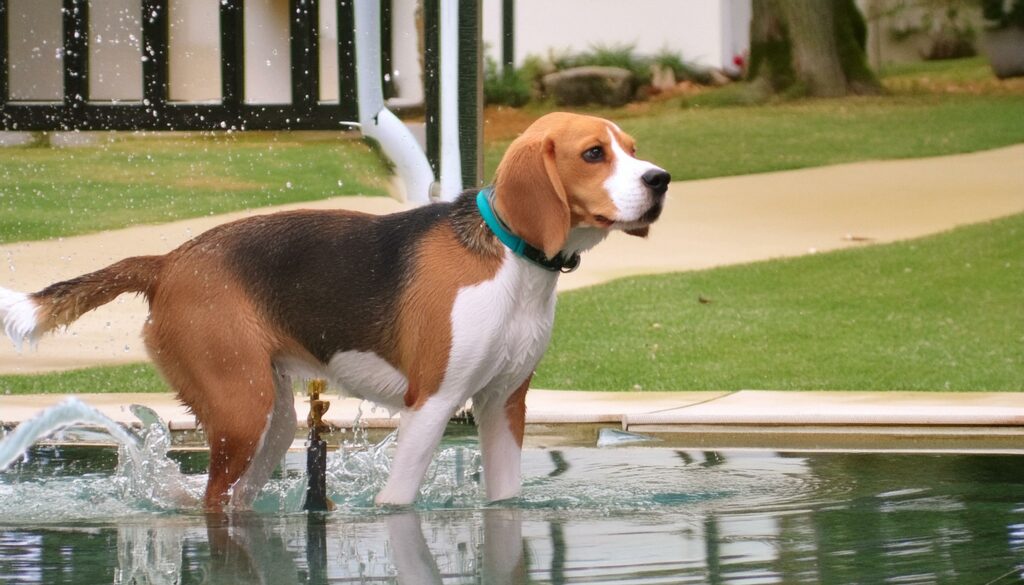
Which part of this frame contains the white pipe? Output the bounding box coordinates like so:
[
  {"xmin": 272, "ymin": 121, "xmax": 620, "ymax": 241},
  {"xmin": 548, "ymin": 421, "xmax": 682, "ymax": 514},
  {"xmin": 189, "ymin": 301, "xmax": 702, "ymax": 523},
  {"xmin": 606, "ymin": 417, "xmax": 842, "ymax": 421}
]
[
  {"xmin": 438, "ymin": 0, "xmax": 463, "ymax": 201},
  {"xmin": 354, "ymin": 0, "xmax": 435, "ymax": 204}
]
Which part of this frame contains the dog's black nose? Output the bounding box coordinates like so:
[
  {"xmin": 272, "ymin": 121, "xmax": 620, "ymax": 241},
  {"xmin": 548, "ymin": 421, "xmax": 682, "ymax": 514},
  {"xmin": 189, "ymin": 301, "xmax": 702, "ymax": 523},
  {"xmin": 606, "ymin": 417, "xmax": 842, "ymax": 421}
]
[{"xmin": 642, "ymin": 169, "xmax": 671, "ymax": 195}]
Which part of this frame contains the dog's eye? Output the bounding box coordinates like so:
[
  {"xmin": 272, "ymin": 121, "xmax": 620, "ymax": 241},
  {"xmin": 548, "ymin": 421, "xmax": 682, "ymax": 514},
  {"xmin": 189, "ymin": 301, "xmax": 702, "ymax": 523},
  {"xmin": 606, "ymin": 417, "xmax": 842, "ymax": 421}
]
[{"xmin": 582, "ymin": 146, "xmax": 605, "ymax": 163}]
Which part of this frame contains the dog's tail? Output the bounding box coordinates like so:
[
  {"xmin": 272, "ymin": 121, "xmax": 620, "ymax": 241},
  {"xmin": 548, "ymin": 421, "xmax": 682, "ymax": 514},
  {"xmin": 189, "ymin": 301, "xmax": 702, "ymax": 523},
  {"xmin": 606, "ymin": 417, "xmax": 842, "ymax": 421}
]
[{"xmin": 0, "ymin": 255, "xmax": 165, "ymax": 350}]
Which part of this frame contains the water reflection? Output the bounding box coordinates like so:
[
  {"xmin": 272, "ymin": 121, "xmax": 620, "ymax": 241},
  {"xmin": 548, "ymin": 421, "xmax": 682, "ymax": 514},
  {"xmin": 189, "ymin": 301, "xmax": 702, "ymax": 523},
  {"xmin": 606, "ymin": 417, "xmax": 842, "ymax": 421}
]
[{"xmin": 1, "ymin": 451, "xmax": 1023, "ymax": 583}]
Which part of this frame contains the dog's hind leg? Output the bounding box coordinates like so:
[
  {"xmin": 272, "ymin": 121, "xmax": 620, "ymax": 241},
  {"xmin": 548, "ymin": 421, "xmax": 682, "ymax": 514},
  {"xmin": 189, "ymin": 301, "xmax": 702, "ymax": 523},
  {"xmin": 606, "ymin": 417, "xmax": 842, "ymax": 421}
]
[
  {"xmin": 230, "ymin": 368, "xmax": 297, "ymax": 509},
  {"xmin": 175, "ymin": 359, "xmax": 279, "ymax": 511},
  {"xmin": 143, "ymin": 278, "xmax": 285, "ymax": 511}
]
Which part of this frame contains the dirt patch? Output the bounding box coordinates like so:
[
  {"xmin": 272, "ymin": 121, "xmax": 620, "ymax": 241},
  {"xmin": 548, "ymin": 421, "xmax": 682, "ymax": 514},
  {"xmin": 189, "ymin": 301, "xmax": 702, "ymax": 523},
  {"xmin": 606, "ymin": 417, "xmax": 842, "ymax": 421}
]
[
  {"xmin": 482, "ymin": 107, "xmax": 544, "ymax": 142},
  {"xmin": 884, "ymin": 73, "xmax": 1024, "ymax": 96}
]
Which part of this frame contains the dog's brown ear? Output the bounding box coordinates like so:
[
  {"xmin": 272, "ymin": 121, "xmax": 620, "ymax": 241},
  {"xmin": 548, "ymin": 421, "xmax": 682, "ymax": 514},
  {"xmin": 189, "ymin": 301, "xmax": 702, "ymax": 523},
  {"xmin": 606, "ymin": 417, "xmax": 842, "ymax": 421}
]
[
  {"xmin": 625, "ymin": 227, "xmax": 650, "ymax": 238},
  {"xmin": 493, "ymin": 134, "xmax": 571, "ymax": 259}
]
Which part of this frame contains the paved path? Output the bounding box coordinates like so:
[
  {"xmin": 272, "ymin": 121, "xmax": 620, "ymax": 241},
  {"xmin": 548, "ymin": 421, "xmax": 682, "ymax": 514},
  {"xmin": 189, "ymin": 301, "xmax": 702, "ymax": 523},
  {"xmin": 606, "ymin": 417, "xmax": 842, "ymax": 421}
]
[{"xmin": 1, "ymin": 145, "xmax": 1023, "ymax": 375}]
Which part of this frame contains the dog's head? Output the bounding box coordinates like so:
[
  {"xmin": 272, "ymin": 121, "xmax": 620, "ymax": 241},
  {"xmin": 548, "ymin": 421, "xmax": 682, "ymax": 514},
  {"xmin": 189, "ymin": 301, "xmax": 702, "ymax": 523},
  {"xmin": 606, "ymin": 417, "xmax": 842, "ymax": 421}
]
[{"xmin": 493, "ymin": 112, "xmax": 670, "ymax": 259}]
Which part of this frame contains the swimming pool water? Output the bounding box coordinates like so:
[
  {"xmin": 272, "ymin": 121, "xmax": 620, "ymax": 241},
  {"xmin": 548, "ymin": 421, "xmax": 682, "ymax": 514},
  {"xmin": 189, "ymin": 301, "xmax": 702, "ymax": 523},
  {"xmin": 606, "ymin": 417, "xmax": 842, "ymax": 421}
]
[{"xmin": 1, "ymin": 442, "xmax": 1022, "ymax": 584}]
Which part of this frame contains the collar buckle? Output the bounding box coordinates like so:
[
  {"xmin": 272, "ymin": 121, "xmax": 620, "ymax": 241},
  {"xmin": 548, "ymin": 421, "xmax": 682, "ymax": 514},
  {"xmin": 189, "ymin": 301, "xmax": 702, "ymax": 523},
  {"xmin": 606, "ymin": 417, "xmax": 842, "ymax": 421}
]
[{"xmin": 558, "ymin": 253, "xmax": 581, "ymax": 273}]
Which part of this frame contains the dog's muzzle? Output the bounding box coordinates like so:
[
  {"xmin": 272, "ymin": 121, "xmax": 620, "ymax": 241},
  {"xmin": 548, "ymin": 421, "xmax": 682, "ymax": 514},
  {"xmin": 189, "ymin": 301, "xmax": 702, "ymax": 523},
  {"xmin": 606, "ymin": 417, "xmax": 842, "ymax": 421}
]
[{"xmin": 640, "ymin": 168, "xmax": 670, "ymax": 223}]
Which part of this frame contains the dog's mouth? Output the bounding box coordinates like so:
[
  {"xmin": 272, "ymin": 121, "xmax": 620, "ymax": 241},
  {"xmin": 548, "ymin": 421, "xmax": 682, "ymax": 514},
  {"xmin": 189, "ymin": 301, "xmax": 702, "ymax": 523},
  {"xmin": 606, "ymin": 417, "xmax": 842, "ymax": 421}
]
[
  {"xmin": 594, "ymin": 201, "xmax": 663, "ymax": 230},
  {"xmin": 639, "ymin": 201, "xmax": 664, "ymax": 224}
]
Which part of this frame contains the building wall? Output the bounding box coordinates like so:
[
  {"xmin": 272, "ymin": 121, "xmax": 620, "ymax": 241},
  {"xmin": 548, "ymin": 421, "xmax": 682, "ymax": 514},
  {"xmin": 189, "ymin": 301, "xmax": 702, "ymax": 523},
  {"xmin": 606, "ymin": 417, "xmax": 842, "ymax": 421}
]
[
  {"xmin": 168, "ymin": 0, "xmax": 220, "ymax": 102},
  {"xmin": 243, "ymin": 0, "xmax": 291, "ymax": 104},
  {"xmin": 480, "ymin": 0, "xmax": 752, "ymax": 73},
  {"xmin": 390, "ymin": 0, "xmax": 425, "ymax": 104},
  {"xmin": 88, "ymin": 0, "xmax": 143, "ymax": 101},
  {"xmin": 7, "ymin": 0, "xmax": 64, "ymax": 101}
]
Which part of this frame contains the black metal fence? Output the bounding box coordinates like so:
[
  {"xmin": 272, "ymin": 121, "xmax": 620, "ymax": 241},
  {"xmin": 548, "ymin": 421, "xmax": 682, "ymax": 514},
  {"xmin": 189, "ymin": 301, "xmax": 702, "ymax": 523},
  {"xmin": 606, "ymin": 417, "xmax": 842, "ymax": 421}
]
[
  {"xmin": 0, "ymin": 0, "xmax": 373, "ymax": 132},
  {"xmin": 0, "ymin": 0, "xmax": 484, "ymax": 192}
]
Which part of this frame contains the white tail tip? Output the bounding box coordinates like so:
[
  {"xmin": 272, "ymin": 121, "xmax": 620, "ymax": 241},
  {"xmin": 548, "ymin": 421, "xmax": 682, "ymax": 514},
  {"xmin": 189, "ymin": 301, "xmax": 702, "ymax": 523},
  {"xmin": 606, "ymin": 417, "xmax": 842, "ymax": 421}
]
[{"xmin": 0, "ymin": 287, "xmax": 40, "ymax": 351}]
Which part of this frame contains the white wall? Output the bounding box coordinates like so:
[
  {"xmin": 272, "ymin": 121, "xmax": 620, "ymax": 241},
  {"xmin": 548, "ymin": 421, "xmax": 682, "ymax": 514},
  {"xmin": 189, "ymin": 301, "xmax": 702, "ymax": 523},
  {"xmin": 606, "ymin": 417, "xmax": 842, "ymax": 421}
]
[
  {"xmin": 390, "ymin": 0, "xmax": 424, "ymax": 104},
  {"xmin": 480, "ymin": 0, "xmax": 752, "ymax": 73},
  {"xmin": 168, "ymin": 0, "xmax": 220, "ymax": 102},
  {"xmin": 243, "ymin": 0, "xmax": 291, "ymax": 104},
  {"xmin": 88, "ymin": 0, "xmax": 143, "ymax": 101},
  {"xmin": 722, "ymin": 0, "xmax": 752, "ymax": 71},
  {"xmin": 318, "ymin": 0, "xmax": 340, "ymax": 102},
  {"xmin": 7, "ymin": 0, "xmax": 63, "ymax": 101}
]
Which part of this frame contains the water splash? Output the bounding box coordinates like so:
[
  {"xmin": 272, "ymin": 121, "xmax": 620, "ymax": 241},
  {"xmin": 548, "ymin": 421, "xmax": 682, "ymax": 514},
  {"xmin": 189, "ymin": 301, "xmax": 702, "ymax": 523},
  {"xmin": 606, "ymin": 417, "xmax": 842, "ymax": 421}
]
[
  {"xmin": 0, "ymin": 398, "xmax": 203, "ymax": 521},
  {"xmin": 113, "ymin": 405, "xmax": 204, "ymax": 509},
  {"xmin": 324, "ymin": 427, "xmax": 484, "ymax": 510},
  {"xmin": 0, "ymin": 397, "xmax": 485, "ymax": 520},
  {"xmin": 0, "ymin": 398, "xmax": 140, "ymax": 471},
  {"xmin": 325, "ymin": 429, "xmax": 397, "ymax": 508}
]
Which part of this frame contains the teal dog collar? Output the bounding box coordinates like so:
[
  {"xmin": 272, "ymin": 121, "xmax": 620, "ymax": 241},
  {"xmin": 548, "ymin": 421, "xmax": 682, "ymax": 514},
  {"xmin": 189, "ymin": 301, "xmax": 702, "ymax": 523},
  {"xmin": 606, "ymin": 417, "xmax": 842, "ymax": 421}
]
[{"xmin": 476, "ymin": 189, "xmax": 580, "ymax": 273}]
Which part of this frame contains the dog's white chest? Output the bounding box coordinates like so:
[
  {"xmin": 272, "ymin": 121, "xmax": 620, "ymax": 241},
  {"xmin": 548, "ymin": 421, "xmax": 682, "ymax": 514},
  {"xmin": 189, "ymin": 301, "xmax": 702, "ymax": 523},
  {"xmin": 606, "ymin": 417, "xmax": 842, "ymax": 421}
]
[{"xmin": 447, "ymin": 253, "xmax": 558, "ymax": 402}]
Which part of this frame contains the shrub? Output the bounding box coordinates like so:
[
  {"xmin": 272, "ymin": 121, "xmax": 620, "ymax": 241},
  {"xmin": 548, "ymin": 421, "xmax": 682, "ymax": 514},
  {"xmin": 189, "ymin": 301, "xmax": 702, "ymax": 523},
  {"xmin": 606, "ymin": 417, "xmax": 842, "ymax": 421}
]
[
  {"xmin": 483, "ymin": 56, "xmax": 531, "ymax": 107},
  {"xmin": 563, "ymin": 43, "xmax": 652, "ymax": 87},
  {"xmin": 652, "ymin": 49, "xmax": 715, "ymax": 85},
  {"xmin": 981, "ymin": 0, "xmax": 1024, "ymax": 28}
]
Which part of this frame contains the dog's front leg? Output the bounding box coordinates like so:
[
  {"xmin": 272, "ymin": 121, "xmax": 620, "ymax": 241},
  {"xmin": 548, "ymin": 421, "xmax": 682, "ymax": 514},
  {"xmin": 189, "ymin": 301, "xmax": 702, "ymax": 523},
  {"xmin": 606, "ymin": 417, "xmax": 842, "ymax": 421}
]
[
  {"xmin": 474, "ymin": 377, "xmax": 529, "ymax": 502},
  {"xmin": 375, "ymin": 394, "xmax": 463, "ymax": 506}
]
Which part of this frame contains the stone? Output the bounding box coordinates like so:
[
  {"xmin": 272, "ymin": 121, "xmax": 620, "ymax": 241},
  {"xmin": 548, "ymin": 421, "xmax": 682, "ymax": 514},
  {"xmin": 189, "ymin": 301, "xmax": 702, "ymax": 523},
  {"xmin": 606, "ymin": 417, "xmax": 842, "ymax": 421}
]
[
  {"xmin": 650, "ymin": 64, "xmax": 678, "ymax": 93},
  {"xmin": 542, "ymin": 66, "xmax": 635, "ymax": 107}
]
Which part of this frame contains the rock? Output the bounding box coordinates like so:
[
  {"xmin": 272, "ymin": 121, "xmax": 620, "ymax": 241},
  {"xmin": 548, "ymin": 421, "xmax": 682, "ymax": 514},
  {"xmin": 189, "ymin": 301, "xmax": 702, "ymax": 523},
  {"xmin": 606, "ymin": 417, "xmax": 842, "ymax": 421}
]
[
  {"xmin": 650, "ymin": 64, "xmax": 678, "ymax": 93},
  {"xmin": 542, "ymin": 66, "xmax": 635, "ymax": 107},
  {"xmin": 708, "ymin": 69, "xmax": 733, "ymax": 87}
]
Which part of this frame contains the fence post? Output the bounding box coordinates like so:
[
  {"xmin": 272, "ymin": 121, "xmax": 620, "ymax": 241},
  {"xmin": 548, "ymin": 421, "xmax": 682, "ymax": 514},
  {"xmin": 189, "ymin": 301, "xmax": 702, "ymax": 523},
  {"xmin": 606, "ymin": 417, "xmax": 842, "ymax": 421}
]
[
  {"xmin": 458, "ymin": 0, "xmax": 482, "ymax": 190},
  {"xmin": 337, "ymin": 0, "xmax": 359, "ymax": 124},
  {"xmin": 0, "ymin": 0, "xmax": 9, "ymax": 110},
  {"xmin": 502, "ymin": 0, "xmax": 514, "ymax": 74},
  {"xmin": 220, "ymin": 0, "xmax": 245, "ymax": 114},
  {"xmin": 423, "ymin": 0, "xmax": 441, "ymax": 183},
  {"xmin": 290, "ymin": 0, "xmax": 320, "ymax": 115},
  {"xmin": 61, "ymin": 0, "xmax": 89, "ymax": 130},
  {"xmin": 141, "ymin": 0, "xmax": 169, "ymax": 126}
]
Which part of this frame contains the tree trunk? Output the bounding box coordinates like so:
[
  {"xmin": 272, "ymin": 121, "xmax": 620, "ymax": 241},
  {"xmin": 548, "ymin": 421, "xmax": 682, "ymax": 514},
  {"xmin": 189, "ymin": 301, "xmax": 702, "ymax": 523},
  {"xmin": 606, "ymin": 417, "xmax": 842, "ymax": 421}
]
[
  {"xmin": 781, "ymin": 0, "xmax": 846, "ymax": 96},
  {"xmin": 748, "ymin": 0, "xmax": 881, "ymax": 97},
  {"xmin": 748, "ymin": 0, "xmax": 793, "ymax": 93}
]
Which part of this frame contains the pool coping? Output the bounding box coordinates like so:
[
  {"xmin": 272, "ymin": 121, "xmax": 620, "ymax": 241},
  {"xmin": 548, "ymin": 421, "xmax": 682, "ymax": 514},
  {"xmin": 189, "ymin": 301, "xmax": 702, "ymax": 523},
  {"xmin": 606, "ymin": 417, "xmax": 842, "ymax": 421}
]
[{"xmin": 2, "ymin": 390, "xmax": 1022, "ymax": 431}]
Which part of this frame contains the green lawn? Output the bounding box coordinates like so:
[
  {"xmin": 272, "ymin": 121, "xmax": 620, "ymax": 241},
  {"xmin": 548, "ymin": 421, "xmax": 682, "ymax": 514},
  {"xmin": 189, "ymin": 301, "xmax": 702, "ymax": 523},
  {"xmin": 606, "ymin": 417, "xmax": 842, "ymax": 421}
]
[
  {"xmin": 0, "ymin": 363, "xmax": 168, "ymax": 395},
  {"xmin": 535, "ymin": 213, "xmax": 1024, "ymax": 392},
  {"xmin": 0, "ymin": 133, "xmax": 391, "ymax": 243},
  {"xmin": 483, "ymin": 94, "xmax": 1024, "ymax": 183},
  {"xmin": 2, "ymin": 212, "xmax": 1021, "ymax": 394}
]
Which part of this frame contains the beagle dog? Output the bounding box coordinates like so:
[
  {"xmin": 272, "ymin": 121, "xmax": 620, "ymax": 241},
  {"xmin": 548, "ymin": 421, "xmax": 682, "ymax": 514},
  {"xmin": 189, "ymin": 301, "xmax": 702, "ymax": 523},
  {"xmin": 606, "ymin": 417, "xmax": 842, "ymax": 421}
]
[{"xmin": 0, "ymin": 112, "xmax": 670, "ymax": 511}]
